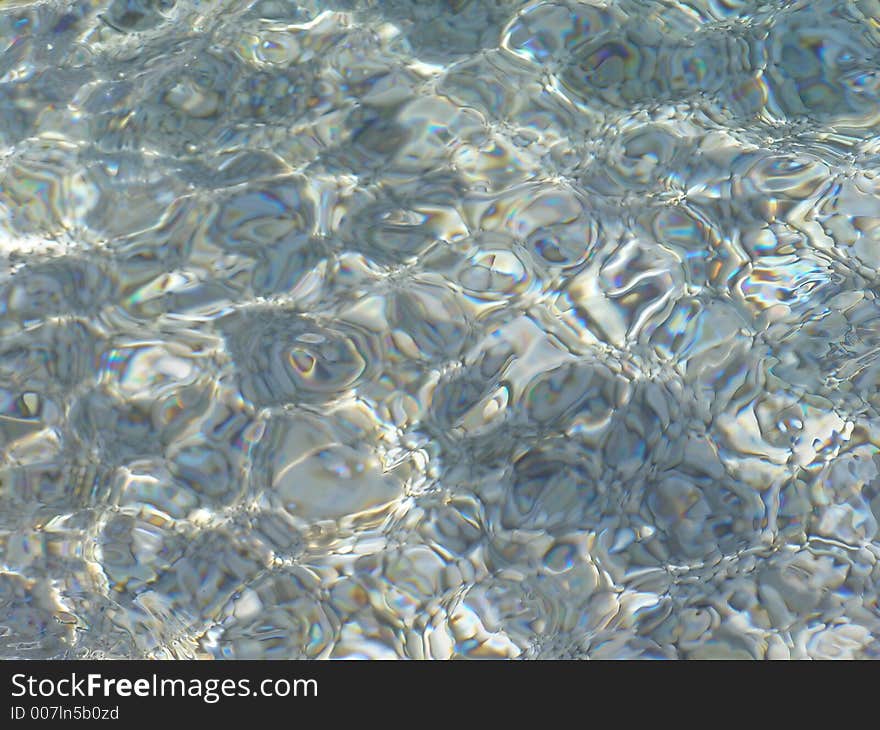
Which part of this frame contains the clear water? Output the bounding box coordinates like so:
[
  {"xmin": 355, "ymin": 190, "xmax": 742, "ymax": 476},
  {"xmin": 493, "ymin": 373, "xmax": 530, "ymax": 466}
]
[{"xmin": 2, "ymin": 0, "xmax": 880, "ymax": 659}]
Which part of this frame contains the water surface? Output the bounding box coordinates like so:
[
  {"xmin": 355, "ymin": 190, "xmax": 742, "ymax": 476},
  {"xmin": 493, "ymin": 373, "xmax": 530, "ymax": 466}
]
[{"xmin": 2, "ymin": 0, "xmax": 880, "ymax": 659}]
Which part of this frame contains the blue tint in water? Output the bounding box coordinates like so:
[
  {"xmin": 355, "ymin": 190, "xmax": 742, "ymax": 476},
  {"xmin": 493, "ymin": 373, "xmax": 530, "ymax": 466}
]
[{"xmin": 1, "ymin": 0, "xmax": 880, "ymax": 660}]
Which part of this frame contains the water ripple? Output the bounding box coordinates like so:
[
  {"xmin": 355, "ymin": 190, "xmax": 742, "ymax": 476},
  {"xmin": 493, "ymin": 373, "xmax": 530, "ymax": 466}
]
[{"xmin": 2, "ymin": 0, "xmax": 880, "ymax": 659}]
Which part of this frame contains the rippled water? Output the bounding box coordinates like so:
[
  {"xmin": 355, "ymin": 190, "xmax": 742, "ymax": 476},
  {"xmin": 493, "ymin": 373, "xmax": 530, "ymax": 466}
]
[{"xmin": 2, "ymin": 0, "xmax": 880, "ymax": 660}]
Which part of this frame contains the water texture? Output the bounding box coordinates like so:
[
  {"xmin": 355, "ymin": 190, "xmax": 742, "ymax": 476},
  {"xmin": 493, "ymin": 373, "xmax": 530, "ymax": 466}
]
[{"xmin": 1, "ymin": 0, "xmax": 880, "ymax": 660}]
